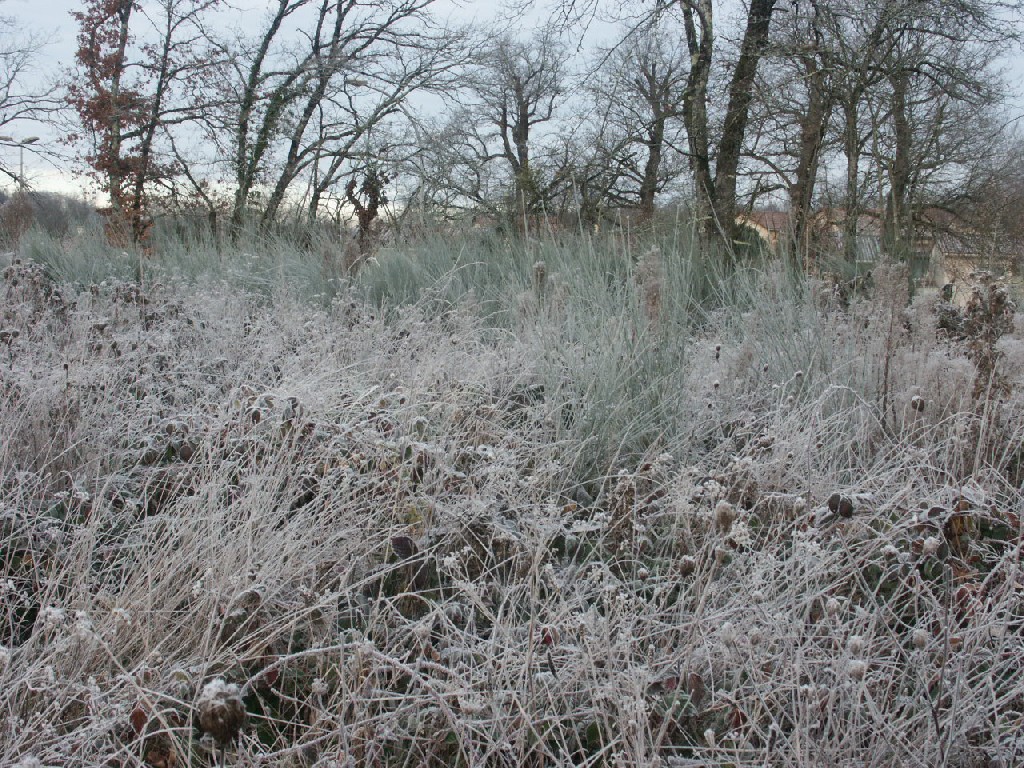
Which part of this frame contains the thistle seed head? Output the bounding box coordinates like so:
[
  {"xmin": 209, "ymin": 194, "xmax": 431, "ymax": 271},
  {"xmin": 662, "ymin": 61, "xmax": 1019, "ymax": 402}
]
[
  {"xmin": 197, "ymin": 678, "xmax": 246, "ymax": 745},
  {"xmin": 847, "ymin": 660, "xmax": 868, "ymax": 680},
  {"xmin": 912, "ymin": 628, "xmax": 930, "ymax": 650},
  {"xmin": 714, "ymin": 500, "xmax": 737, "ymax": 533}
]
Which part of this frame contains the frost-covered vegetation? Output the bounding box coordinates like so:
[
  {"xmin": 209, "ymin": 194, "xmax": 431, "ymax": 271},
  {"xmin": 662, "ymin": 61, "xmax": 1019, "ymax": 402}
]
[{"xmin": 2, "ymin": 229, "xmax": 1023, "ymax": 767}]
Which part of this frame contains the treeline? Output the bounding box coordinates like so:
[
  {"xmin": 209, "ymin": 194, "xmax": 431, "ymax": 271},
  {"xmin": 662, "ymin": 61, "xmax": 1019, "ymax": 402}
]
[{"xmin": 5, "ymin": 0, "xmax": 1024, "ymax": 260}]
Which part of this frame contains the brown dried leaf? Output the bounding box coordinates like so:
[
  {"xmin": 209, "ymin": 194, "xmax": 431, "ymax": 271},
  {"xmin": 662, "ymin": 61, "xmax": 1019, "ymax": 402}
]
[
  {"xmin": 391, "ymin": 535, "xmax": 417, "ymax": 559},
  {"xmin": 130, "ymin": 704, "xmax": 148, "ymax": 735}
]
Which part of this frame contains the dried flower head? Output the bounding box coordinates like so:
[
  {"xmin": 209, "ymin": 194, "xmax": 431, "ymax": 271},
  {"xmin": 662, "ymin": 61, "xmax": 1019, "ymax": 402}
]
[
  {"xmin": 532, "ymin": 260, "xmax": 548, "ymax": 296},
  {"xmin": 720, "ymin": 621, "xmax": 737, "ymax": 646},
  {"xmin": 714, "ymin": 500, "xmax": 737, "ymax": 533},
  {"xmin": 41, "ymin": 606, "xmax": 66, "ymax": 631},
  {"xmin": 197, "ymin": 678, "xmax": 246, "ymax": 745},
  {"xmin": 827, "ymin": 493, "xmax": 854, "ymax": 518},
  {"xmin": 922, "ymin": 536, "xmax": 941, "ymax": 557},
  {"xmin": 847, "ymin": 660, "xmax": 868, "ymax": 680}
]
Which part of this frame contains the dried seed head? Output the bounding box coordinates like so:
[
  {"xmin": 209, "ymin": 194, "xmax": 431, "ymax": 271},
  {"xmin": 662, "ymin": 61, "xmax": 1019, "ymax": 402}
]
[
  {"xmin": 847, "ymin": 635, "xmax": 866, "ymax": 655},
  {"xmin": 41, "ymin": 606, "xmax": 66, "ymax": 631},
  {"xmin": 678, "ymin": 556, "xmax": 697, "ymax": 576},
  {"xmin": 827, "ymin": 493, "xmax": 854, "ymax": 518},
  {"xmin": 532, "ymin": 260, "xmax": 548, "ymax": 293},
  {"xmin": 714, "ymin": 500, "xmax": 737, "ymax": 533},
  {"xmin": 847, "ymin": 660, "xmax": 868, "ymax": 680},
  {"xmin": 922, "ymin": 536, "xmax": 941, "ymax": 557},
  {"xmin": 911, "ymin": 395, "xmax": 925, "ymax": 412},
  {"xmin": 176, "ymin": 441, "xmax": 196, "ymax": 462},
  {"xmin": 720, "ymin": 621, "xmax": 736, "ymax": 646},
  {"xmin": 912, "ymin": 628, "xmax": 929, "ymax": 650},
  {"xmin": 197, "ymin": 678, "xmax": 246, "ymax": 745}
]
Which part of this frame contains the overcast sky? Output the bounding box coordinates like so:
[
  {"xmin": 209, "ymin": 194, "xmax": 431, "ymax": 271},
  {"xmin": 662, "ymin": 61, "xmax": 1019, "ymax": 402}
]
[{"xmin": 2, "ymin": 0, "xmax": 1022, "ymax": 198}]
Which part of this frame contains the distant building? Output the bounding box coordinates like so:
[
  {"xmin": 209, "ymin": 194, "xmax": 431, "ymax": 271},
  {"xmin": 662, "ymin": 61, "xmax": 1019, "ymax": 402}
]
[
  {"xmin": 736, "ymin": 207, "xmax": 1021, "ymax": 288},
  {"xmin": 735, "ymin": 210, "xmax": 792, "ymax": 251}
]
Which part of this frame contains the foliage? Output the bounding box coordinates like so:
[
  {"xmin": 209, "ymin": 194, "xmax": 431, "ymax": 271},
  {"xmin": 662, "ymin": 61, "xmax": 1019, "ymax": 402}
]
[{"xmin": 67, "ymin": 0, "xmax": 150, "ymax": 241}]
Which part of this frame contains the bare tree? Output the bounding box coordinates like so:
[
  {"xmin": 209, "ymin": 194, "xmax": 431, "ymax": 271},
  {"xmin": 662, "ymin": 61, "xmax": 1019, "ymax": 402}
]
[
  {"xmin": 804, "ymin": 0, "xmax": 1023, "ymax": 261},
  {"xmin": 654, "ymin": 0, "xmax": 779, "ymax": 247},
  {"xmin": 0, "ymin": 5, "xmax": 55, "ymax": 188},
  {"xmin": 549, "ymin": 0, "xmax": 779, "ymax": 247},
  {"xmin": 741, "ymin": 0, "xmax": 1022, "ymax": 267},
  {"xmin": 744, "ymin": 0, "xmax": 837, "ymax": 262},
  {"xmin": 213, "ymin": 0, "xmax": 462, "ymax": 237},
  {"xmin": 954, "ymin": 132, "xmax": 1024, "ymax": 256},
  {"xmin": 469, "ymin": 29, "xmax": 571, "ymax": 223},
  {"xmin": 581, "ymin": 23, "xmax": 689, "ymax": 218},
  {"xmin": 393, "ymin": 110, "xmax": 502, "ymax": 218},
  {"xmin": 867, "ymin": 1, "xmax": 1014, "ymax": 256},
  {"xmin": 298, "ymin": 27, "xmax": 466, "ymax": 226}
]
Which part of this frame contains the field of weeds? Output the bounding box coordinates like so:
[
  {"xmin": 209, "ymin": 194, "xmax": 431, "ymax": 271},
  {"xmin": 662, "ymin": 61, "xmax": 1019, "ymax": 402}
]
[{"xmin": 2, "ymin": 233, "xmax": 1024, "ymax": 767}]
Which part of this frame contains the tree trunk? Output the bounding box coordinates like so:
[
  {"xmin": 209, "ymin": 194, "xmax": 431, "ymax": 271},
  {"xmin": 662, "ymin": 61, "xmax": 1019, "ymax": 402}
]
[
  {"xmin": 842, "ymin": 100, "xmax": 861, "ymax": 263},
  {"xmin": 789, "ymin": 63, "xmax": 831, "ymax": 268},
  {"xmin": 712, "ymin": 0, "xmax": 776, "ymax": 248},
  {"xmin": 681, "ymin": 1, "xmax": 714, "ymax": 238},
  {"xmin": 105, "ymin": 1, "xmax": 134, "ymax": 231},
  {"xmin": 680, "ymin": 0, "xmax": 775, "ymax": 250},
  {"xmin": 638, "ymin": 118, "xmax": 665, "ymax": 217},
  {"xmin": 884, "ymin": 70, "xmax": 912, "ymax": 256},
  {"xmin": 128, "ymin": 7, "xmax": 178, "ymax": 246},
  {"xmin": 229, "ymin": 0, "xmax": 296, "ymax": 240}
]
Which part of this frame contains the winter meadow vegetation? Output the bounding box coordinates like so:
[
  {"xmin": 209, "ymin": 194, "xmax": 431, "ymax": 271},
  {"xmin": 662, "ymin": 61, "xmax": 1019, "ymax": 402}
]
[
  {"xmin": 0, "ymin": 214, "xmax": 1023, "ymax": 767},
  {"xmin": 3, "ymin": 0, "xmax": 1024, "ymax": 764}
]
